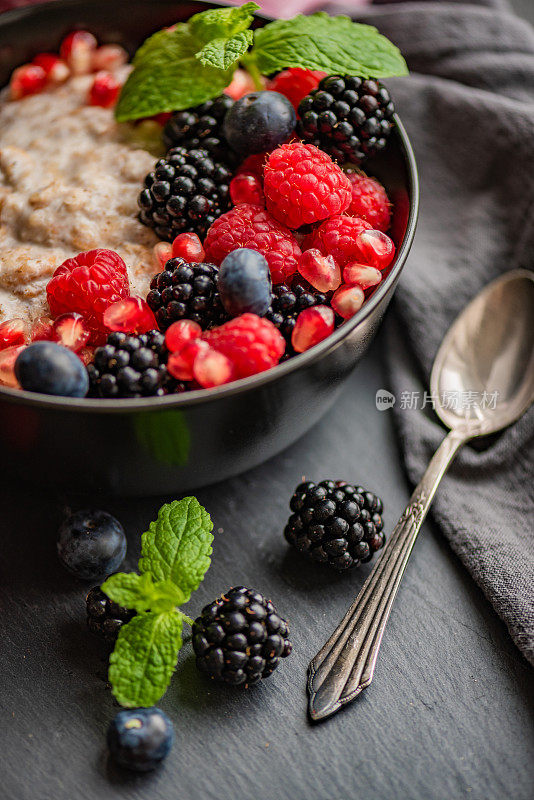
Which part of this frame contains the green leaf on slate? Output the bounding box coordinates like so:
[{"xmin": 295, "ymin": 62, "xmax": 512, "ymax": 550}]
[
  {"xmin": 102, "ymin": 572, "xmax": 187, "ymax": 613},
  {"xmin": 139, "ymin": 498, "xmax": 213, "ymax": 602},
  {"xmin": 197, "ymin": 30, "xmax": 253, "ymax": 70},
  {"xmin": 109, "ymin": 611, "xmax": 184, "ymax": 707},
  {"xmin": 250, "ymin": 13, "xmax": 408, "ymax": 79}
]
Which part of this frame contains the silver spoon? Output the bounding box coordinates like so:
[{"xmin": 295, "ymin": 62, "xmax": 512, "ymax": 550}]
[{"xmin": 308, "ymin": 269, "xmax": 534, "ymax": 722}]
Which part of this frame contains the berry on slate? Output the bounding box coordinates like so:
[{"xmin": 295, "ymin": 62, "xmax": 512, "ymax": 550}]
[
  {"xmin": 86, "ymin": 586, "xmax": 135, "ymax": 643},
  {"xmin": 203, "ymin": 313, "xmax": 285, "ymax": 379},
  {"xmin": 265, "ymin": 277, "xmax": 329, "ymax": 349},
  {"xmin": 264, "ymin": 143, "xmax": 351, "ymax": 229},
  {"xmin": 346, "ymin": 171, "xmax": 391, "ymax": 232},
  {"xmin": 46, "ymin": 249, "xmax": 130, "ymax": 345},
  {"xmin": 88, "ymin": 330, "xmax": 179, "ymax": 398},
  {"xmin": 15, "ymin": 341, "xmax": 89, "ymax": 397},
  {"xmin": 223, "ymin": 91, "xmax": 296, "ymax": 158},
  {"xmin": 217, "ymin": 248, "xmax": 272, "ymax": 317},
  {"xmin": 268, "ymin": 68, "xmax": 326, "ymax": 112},
  {"xmin": 306, "ymin": 215, "xmax": 372, "ymax": 266},
  {"xmin": 291, "ymin": 305, "xmax": 335, "ymax": 353},
  {"xmin": 297, "ymin": 75, "xmax": 396, "ymax": 165},
  {"xmin": 162, "ymin": 95, "xmax": 235, "ymax": 164},
  {"xmin": 107, "ymin": 707, "xmax": 174, "ymax": 772},
  {"xmin": 192, "ymin": 586, "xmax": 292, "ymax": 686},
  {"xmin": 284, "ymin": 480, "xmax": 385, "ymax": 571},
  {"xmin": 204, "ymin": 203, "xmax": 301, "ymax": 285},
  {"xmin": 138, "ymin": 147, "xmax": 232, "ymax": 241},
  {"xmin": 146, "ymin": 258, "xmax": 228, "ymax": 331},
  {"xmin": 57, "ymin": 509, "xmax": 127, "ymax": 580}
]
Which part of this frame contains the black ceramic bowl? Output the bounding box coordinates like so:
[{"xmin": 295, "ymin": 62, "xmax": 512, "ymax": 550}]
[{"xmin": 0, "ymin": 0, "xmax": 418, "ymax": 495}]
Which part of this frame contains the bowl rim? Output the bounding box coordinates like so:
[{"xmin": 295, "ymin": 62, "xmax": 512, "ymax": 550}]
[{"xmin": 0, "ymin": 2, "xmax": 419, "ymax": 414}]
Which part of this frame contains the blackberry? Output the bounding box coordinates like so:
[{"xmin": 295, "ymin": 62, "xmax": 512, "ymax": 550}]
[
  {"xmin": 162, "ymin": 95, "xmax": 236, "ymax": 165},
  {"xmin": 88, "ymin": 330, "xmax": 181, "ymax": 398},
  {"xmin": 192, "ymin": 586, "xmax": 292, "ymax": 687},
  {"xmin": 266, "ymin": 277, "xmax": 329, "ymax": 349},
  {"xmin": 284, "ymin": 480, "xmax": 385, "ymax": 571},
  {"xmin": 297, "ymin": 75, "xmax": 395, "ymax": 165},
  {"xmin": 86, "ymin": 586, "xmax": 135, "ymax": 643},
  {"xmin": 146, "ymin": 257, "xmax": 228, "ymax": 331},
  {"xmin": 138, "ymin": 147, "xmax": 232, "ymax": 241}
]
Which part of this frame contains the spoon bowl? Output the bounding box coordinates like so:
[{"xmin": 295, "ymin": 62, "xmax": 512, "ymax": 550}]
[{"xmin": 431, "ymin": 269, "xmax": 534, "ymax": 433}]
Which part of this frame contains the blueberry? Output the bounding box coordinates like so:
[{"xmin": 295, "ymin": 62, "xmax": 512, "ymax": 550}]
[
  {"xmin": 223, "ymin": 91, "xmax": 296, "ymax": 156},
  {"xmin": 107, "ymin": 707, "xmax": 173, "ymax": 772},
  {"xmin": 218, "ymin": 248, "xmax": 271, "ymax": 317},
  {"xmin": 15, "ymin": 341, "xmax": 88, "ymax": 397},
  {"xmin": 57, "ymin": 509, "xmax": 126, "ymax": 581}
]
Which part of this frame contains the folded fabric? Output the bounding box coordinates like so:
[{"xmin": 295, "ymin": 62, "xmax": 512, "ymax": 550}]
[{"xmin": 322, "ymin": 0, "xmax": 534, "ymax": 663}]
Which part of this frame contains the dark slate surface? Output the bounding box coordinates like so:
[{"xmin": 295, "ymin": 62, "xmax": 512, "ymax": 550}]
[{"xmin": 1, "ymin": 328, "xmax": 533, "ymax": 800}]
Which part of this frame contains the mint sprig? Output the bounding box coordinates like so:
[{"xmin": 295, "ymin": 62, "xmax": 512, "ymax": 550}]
[
  {"xmin": 115, "ymin": 5, "xmax": 408, "ymax": 122},
  {"xmin": 101, "ymin": 497, "xmax": 214, "ymax": 707}
]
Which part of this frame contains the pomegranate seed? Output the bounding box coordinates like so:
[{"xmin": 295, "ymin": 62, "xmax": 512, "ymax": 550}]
[
  {"xmin": 0, "ymin": 319, "xmax": 27, "ymax": 350},
  {"xmin": 171, "ymin": 232, "xmax": 205, "ymax": 263},
  {"xmin": 193, "ymin": 347, "xmax": 234, "ymax": 388},
  {"xmin": 298, "ymin": 249, "xmax": 341, "ymax": 293},
  {"xmin": 32, "ymin": 53, "xmax": 70, "ymax": 83},
  {"xmin": 153, "ymin": 242, "xmax": 173, "ymax": 269},
  {"xmin": 331, "ymin": 285, "xmax": 365, "ymax": 319},
  {"xmin": 168, "ymin": 339, "xmax": 209, "ymax": 381},
  {"xmin": 91, "ymin": 44, "xmax": 128, "ymax": 72},
  {"xmin": 30, "ymin": 316, "xmax": 55, "ymax": 342},
  {"xmin": 0, "ymin": 345, "xmax": 25, "ymax": 388},
  {"xmin": 229, "ymin": 174, "xmax": 264, "ymax": 206},
  {"xmin": 356, "ymin": 230, "xmax": 395, "ymax": 271},
  {"xmin": 103, "ymin": 297, "xmax": 157, "ymax": 334},
  {"xmin": 89, "ymin": 71, "xmax": 121, "ymax": 108},
  {"xmin": 10, "ymin": 64, "xmax": 47, "ymax": 100},
  {"xmin": 60, "ymin": 30, "xmax": 98, "ymax": 75},
  {"xmin": 152, "ymin": 112, "xmax": 173, "ymax": 126},
  {"xmin": 291, "ymin": 305, "xmax": 335, "ymax": 353},
  {"xmin": 78, "ymin": 346, "xmax": 95, "ymax": 366},
  {"xmin": 165, "ymin": 320, "xmax": 202, "ymax": 354},
  {"xmin": 53, "ymin": 313, "xmax": 91, "ymax": 352},
  {"xmin": 343, "ymin": 263, "xmax": 382, "ymax": 290},
  {"xmin": 225, "ymin": 68, "xmax": 261, "ymax": 100}
]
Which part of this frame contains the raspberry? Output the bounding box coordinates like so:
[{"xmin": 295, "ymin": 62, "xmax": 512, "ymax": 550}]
[
  {"xmin": 203, "ymin": 314, "xmax": 285, "ymax": 379},
  {"xmin": 307, "ymin": 215, "xmax": 372, "ymax": 267},
  {"xmin": 346, "ymin": 171, "xmax": 391, "ymax": 232},
  {"xmin": 46, "ymin": 249, "xmax": 130, "ymax": 345},
  {"xmin": 263, "ymin": 143, "xmax": 351, "ymax": 229},
  {"xmin": 268, "ymin": 68, "xmax": 326, "ymax": 112},
  {"xmin": 204, "ymin": 204, "xmax": 301, "ymax": 285}
]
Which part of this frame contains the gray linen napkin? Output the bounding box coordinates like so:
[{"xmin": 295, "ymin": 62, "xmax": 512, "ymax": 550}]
[{"xmin": 324, "ymin": 0, "xmax": 534, "ymax": 663}]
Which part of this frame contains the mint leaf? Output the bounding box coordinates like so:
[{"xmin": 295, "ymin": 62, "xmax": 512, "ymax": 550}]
[
  {"xmin": 190, "ymin": 2, "xmax": 258, "ymax": 45},
  {"xmin": 109, "ymin": 611, "xmax": 183, "ymax": 707},
  {"xmin": 115, "ymin": 25, "xmax": 233, "ymax": 121},
  {"xmin": 197, "ymin": 30, "xmax": 253, "ymax": 70},
  {"xmin": 139, "ymin": 498, "xmax": 213, "ymax": 601},
  {"xmin": 102, "ymin": 573, "xmax": 187, "ymax": 613},
  {"xmin": 250, "ymin": 13, "xmax": 408, "ymax": 79}
]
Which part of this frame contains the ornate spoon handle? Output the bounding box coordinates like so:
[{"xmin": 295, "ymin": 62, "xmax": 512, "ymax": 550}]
[{"xmin": 307, "ymin": 427, "xmax": 468, "ymax": 722}]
